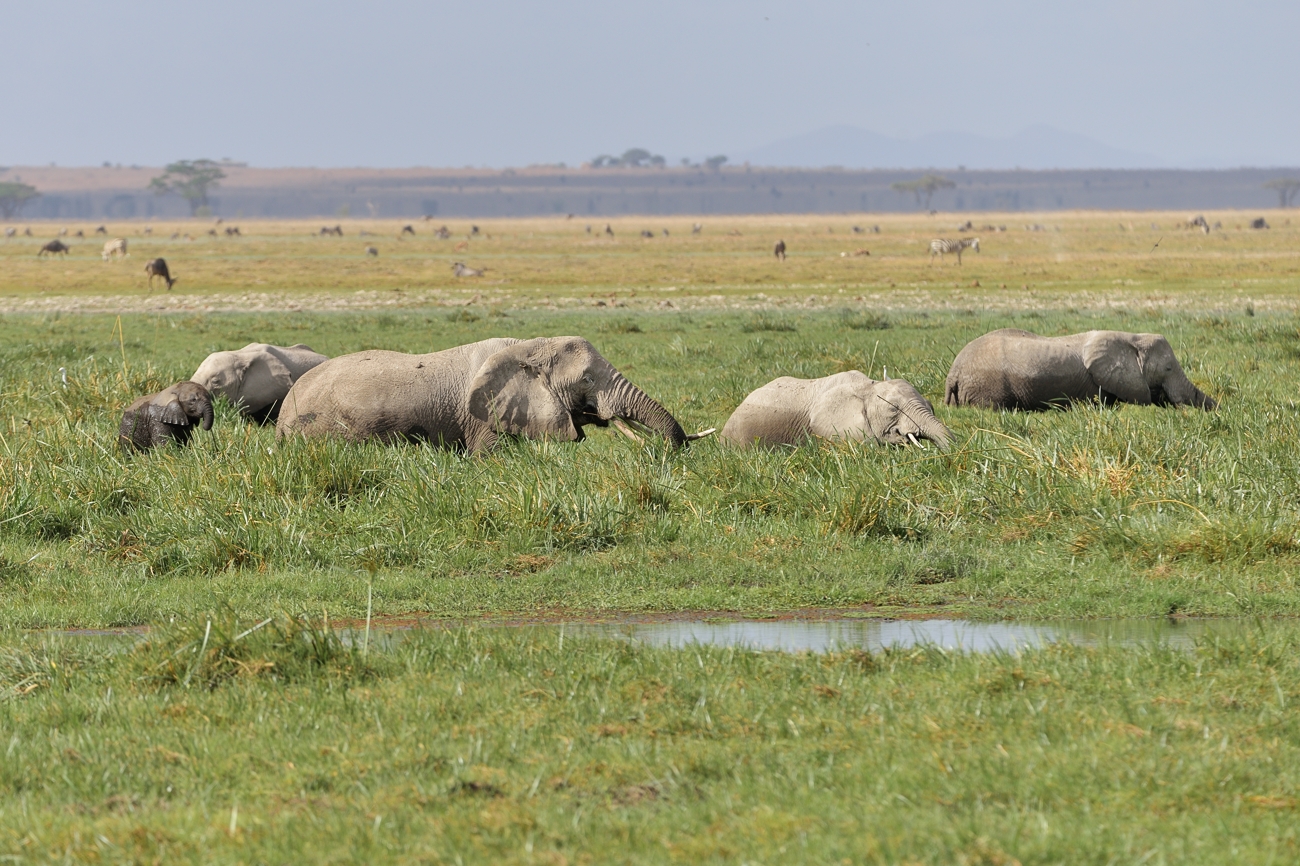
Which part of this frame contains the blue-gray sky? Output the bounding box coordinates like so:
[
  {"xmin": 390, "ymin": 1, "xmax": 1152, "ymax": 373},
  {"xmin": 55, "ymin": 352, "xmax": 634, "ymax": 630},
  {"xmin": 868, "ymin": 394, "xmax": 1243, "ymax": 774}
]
[{"xmin": 4, "ymin": 0, "xmax": 1297, "ymax": 169}]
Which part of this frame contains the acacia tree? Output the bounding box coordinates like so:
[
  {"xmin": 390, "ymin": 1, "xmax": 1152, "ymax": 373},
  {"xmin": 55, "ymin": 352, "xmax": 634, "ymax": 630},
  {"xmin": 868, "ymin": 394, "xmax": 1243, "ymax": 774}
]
[
  {"xmin": 891, "ymin": 174, "xmax": 956, "ymax": 210},
  {"xmin": 1264, "ymin": 178, "xmax": 1300, "ymax": 208},
  {"xmin": 148, "ymin": 159, "xmax": 226, "ymax": 215},
  {"xmin": 0, "ymin": 182, "xmax": 39, "ymax": 219}
]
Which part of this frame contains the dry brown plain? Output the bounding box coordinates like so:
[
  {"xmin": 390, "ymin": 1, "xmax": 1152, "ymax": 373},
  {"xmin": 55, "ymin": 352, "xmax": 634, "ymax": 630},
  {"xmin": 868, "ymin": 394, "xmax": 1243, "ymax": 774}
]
[{"xmin": 2, "ymin": 210, "xmax": 1296, "ymax": 315}]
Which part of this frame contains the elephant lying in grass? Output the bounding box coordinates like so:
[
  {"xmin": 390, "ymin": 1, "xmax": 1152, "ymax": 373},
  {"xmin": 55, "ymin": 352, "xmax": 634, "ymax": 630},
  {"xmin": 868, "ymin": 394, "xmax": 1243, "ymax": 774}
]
[
  {"xmin": 118, "ymin": 381, "xmax": 214, "ymax": 452},
  {"xmin": 276, "ymin": 336, "xmax": 689, "ymax": 452},
  {"xmin": 191, "ymin": 343, "xmax": 328, "ymax": 423},
  {"xmin": 944, "ymin": 328, "xmax": 1216, "ymax": 411},
  {"xmin": 721, "ymin": 371, "xmax": 952, "ymax": 449}
]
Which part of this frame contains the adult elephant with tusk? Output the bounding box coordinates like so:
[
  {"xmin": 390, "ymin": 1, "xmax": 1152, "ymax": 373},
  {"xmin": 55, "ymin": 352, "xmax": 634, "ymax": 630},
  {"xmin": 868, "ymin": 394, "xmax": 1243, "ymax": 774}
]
[
  {"xmin": 721, "ymin": 371, "xmax": 951, "ymax": 449},
  {"xmin": 276, "ymin": 336, "xmax": 690, "ymax": 452},
  {"xmin": 945, "ymin": 329, "xmax": 1217, "ymax": 411}
]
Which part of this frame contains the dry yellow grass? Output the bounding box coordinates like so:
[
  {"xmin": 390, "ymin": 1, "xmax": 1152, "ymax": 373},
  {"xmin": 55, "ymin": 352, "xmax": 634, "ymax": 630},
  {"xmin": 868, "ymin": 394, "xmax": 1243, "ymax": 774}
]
[{"xmin": 2, "ymin": 209, "xmax": 1296, "ymax": 314}]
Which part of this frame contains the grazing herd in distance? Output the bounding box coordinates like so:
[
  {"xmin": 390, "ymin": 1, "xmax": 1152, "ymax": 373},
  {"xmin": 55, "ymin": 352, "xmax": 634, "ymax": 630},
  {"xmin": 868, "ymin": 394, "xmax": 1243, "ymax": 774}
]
[
  {"xmin": 117, "ymin": 326, "xmax": 1216, "ymax": 455},
  {"xmin": 6, "ymin": 219, "xmax": 1223, "ymax": 453}
]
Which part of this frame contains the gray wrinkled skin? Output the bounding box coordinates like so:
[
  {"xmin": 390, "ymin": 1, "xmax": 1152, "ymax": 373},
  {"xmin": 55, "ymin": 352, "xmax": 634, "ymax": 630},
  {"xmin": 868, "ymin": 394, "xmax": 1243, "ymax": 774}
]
[
  {"xmin": 191, "ymin": 343, "xmax": 329, "ymax": 424},
  {"xmin": 276, "ymin": 336, "xmax": 687, "ymax": 452},
  {"xmin": 118, "ymin": 381, "xmax": 215, "ymax": 452},
  {"xmin": 945, "ymin": 329, "xmax": 1216, "ymax": 411},
  {"xmin": 721, "ymin": 371, "xmax": 952, "ymax": 449}
]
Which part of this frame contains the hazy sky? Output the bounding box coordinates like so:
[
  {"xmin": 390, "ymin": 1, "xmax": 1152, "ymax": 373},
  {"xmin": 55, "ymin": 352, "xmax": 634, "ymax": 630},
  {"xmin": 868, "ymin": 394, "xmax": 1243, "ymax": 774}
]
[{"xmin": 5, "ymin": 1, "xmax": 1297, "ymax": 169}]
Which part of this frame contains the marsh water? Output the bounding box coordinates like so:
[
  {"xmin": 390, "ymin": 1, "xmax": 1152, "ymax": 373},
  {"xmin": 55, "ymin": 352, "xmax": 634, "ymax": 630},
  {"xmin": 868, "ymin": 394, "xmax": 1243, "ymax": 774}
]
[
  {"xmin": 552, "ymin": 617, "xmax": 1262, "ymax": 653},
  {"xmin": 38, "ymin": 616, "xmax": 1273, "ymax": 654}
]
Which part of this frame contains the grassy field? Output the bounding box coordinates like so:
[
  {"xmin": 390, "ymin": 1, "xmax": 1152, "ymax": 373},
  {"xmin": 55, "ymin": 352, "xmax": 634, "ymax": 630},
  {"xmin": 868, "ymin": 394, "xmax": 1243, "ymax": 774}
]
[
  {"xmin": 2, "ymin": 212, "xmax": 1300, "ymax": 626},
  {"xmin": 1, "ymin": 617, "xmax": 1298, "ymax": 863},
  {"xmin": 2, "ymin": 211, "xmax": 1300, "ymax": 861}
]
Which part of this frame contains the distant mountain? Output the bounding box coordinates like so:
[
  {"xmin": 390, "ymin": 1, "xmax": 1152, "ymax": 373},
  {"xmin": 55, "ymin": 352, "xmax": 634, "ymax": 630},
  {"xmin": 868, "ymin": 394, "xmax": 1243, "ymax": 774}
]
[{"xmin": 738, "ymin": 124, "xmax": 1164, "ymax": 170}]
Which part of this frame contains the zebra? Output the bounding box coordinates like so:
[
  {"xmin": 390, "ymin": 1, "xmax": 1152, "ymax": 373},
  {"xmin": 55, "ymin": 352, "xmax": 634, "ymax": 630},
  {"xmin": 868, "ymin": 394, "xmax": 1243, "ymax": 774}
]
[
  {"xmin": 928, "ymin": 237, "xmax": 979, "ymax": 265},
  {"xmin": 101, "ymin": 238, "xmax": 129, "ymax": 260},
  {"xmin": 452, "ymin": 261, "xmax": 485, "ymax": 277}
]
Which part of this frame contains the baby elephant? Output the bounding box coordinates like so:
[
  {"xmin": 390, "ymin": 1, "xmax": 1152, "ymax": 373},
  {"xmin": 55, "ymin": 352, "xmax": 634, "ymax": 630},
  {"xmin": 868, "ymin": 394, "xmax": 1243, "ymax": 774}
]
[
  {"xmin": 118, "ymin": 382, "xmax": 215, "ymax": 451},
  {"xmin": 722, "ymin": 371, "xmax": 951, "ymax": 449},
  {"xmin": 945, "ymin": 329, "xmax": 1216, "ymax": 410}
]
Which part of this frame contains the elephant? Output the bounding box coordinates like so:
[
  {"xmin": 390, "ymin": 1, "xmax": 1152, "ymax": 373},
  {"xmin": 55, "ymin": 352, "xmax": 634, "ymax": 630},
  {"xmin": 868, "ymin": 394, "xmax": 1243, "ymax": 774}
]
[
  {"xmin": 721, "ymin": 371, "xmax": 952, "ymax": 449},
  {"xmin": 118, "ymin": 381, "xmax": 215, "ymax": 452},
  {"xmin": 276, "ymin": 336, "xmax": 688, "ymax": 452},
  {"xmin": 191, "ymin": 343, "xmax": 329, "ymax": 423},
  {"xmin": 944, "ymin": 329, "xmax": 1216, "ymax": 411}
]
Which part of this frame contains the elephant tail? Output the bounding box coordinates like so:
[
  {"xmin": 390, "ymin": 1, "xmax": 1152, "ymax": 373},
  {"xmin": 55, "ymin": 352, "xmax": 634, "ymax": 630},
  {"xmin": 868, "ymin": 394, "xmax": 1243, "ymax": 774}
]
[{"xmin": 944, "ymin": 375, "xmax": 960, "ymax": 407}]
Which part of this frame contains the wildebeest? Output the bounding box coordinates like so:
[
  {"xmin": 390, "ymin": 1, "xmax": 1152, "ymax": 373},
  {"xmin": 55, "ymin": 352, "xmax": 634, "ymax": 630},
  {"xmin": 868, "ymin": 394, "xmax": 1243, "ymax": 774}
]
[
  {"xmin": 95, "ymin": 225, "xmax": 108, "ymax": 235},
  {"xmin": 101, "ymin": 238, "xmax": 128, "ymax": 260},
  {"xmin": 435, "ymin": 225, "xmax": 452, "ymax": 239},
  {"xmin": 145, "ymin": 258, "xmax": 176, "ymax": 290},
  {"xmin": 640, "ymin": 230, "xmax": 655, "ymax": 239},
  {"xmin": 224, "ymin": 226, "xmax": 241, "ymax": 237},
  {"xmin": 365, "ymin": 246, "xmax": 379, "ymax": 256},
  {"xmin": 1251, "ymin": 217, "xmax": 1270, "ymax": 230},
  {"xmin": 604, "ymin": 224, "xmax": 614, "ymax": 237},
  {"xmin": 452, "ymin": 262, "xmax": 484, "ymax": 277},
  {"xmin": 400, "ymin": 225, "xmax": 415, "ymax": 236},
  {"xmin": 774, "ymin": 240, "xmax": 786, "ymax": 260},
  {"xmin": 38, "ymin": 239, "xmax": 70, "ymax": 256},
  {"xmin": 470, "ymin": 225, "xmax": 481, "ymax": 236},
  {"xmin": 319, "ymin": 225, "xmax": 344, "ymax": 237},
  {"xmin": 207, "ymin": 229, "xmax": 218, "ymax": 237}
]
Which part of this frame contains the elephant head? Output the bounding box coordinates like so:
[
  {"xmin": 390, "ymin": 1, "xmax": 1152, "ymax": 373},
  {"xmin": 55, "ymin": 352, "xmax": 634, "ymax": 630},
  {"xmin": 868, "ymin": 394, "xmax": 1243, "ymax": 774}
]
[
  {"xmin": 1082, "ymin": 332, "xmax": 1216, "ymax": 410},
  {"xmin": 466, "ymin": 337, "xmax": 687, "ymax": 447},
  {"xmin": 192, "ymin": 343, "xmax": 327, "ymax": 422},
  {"xmin": 810, "ymin": 375, "xmax": 952, "ymax": 449},
  {"xmin": 161, "ymin": 381, "xmax": 215, "ymax": 430}
]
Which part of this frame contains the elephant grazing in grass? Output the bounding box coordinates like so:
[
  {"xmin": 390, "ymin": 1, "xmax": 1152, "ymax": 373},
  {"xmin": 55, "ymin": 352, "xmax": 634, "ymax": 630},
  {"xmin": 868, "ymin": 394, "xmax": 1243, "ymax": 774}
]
[
  {"xmin": 118, "ymin": 382, "xmax": 215, "ymax": 452},
  {"xmin": 191, "ymin": 343, "xmax": 329, "ymax": 424},
  {"xmin": 945, "ymin": 329, "xmax": 1216, "ymax": 411},
  {"xmin": 722, "ymin": 371, "xmax": 951, "ymax": 449},
  {"xmin": 276, "ymin": 336, "xmax": 688, "ymax": 452}
]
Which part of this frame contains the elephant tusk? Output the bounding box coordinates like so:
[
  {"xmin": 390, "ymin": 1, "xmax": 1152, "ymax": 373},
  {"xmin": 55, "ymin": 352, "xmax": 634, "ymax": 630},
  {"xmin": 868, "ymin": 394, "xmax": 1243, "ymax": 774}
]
[
  {"xmin": 611, "ymin": 418, "xmax": 645, "ymax": 443},
  {"xmin": 906, "ymin": 432, "xmax": 922, "ymax": 447},
  {"xmin": 685, "ymin": 427, "xmax": 717, "ymax": 441}
]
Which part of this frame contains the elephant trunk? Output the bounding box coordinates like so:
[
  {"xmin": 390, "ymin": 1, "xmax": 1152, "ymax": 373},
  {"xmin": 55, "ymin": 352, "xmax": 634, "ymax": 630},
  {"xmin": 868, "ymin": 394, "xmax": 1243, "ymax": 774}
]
[
  {"xmin": 917, "ymin": 410, "xmax": 953, "ymax": 450},
  {"xmin": 199, "ymin": 400, "xmax": 215, "ymax": 431},
  {"xmin": 1163, "ymin": 375, "xmax": 1217, "ymax": 411},
  {"xmin": 1186, "ymin": 384, "xmax": 1216, "ymax": 411},
  {"xmin": 599, "ymin": 373, "xmax": 687, "ymax": 448}
]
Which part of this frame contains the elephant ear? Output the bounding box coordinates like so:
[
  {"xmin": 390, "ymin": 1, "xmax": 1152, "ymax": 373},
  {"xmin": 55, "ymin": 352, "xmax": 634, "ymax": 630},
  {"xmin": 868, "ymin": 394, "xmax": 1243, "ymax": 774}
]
[
  {"xmin": 808, "ymin": 383, "xmax": 869, "ymax": 442},
  {"xmin": 466, "ymin": 340, "xmax": 579, "ymax": 440},
  {"xmin": 155, "ymin": 397, "xmax": 191, "ymax": 426},
  {"xmin": 237, "ymin": 352, "xmax": 293, "ymax": 408},
  {"xmin": 1081, "ymin": 332, "xmax": 1151, "ymax": 404}
]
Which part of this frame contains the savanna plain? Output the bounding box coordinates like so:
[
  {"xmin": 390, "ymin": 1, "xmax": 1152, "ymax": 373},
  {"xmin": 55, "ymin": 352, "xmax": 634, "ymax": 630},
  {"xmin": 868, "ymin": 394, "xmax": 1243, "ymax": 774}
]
[{"xmin": 1, "ymin": 211, "xmax": 1299, "ymax": 862}]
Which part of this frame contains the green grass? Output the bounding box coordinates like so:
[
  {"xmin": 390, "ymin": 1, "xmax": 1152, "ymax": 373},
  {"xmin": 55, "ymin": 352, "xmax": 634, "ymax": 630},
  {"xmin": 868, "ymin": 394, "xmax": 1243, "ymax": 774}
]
[
  {"xmin": 0, "ymin": 304, "xmax": 1298, "ymax": 626},
  {"xmin": 1, "ymin": 616, "xmax": 1298, "ymax": 863}
]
